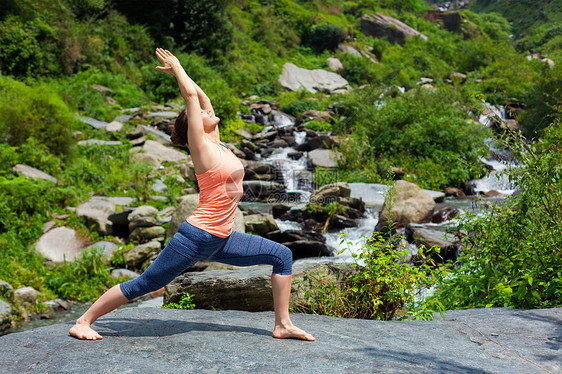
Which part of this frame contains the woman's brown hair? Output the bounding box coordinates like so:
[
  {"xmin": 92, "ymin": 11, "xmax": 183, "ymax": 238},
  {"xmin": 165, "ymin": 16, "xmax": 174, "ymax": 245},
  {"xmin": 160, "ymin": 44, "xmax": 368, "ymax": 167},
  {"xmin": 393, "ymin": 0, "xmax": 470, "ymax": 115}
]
[{"xmin": 171, "ymin": 109, "xmax": 188, "ymax": 146}]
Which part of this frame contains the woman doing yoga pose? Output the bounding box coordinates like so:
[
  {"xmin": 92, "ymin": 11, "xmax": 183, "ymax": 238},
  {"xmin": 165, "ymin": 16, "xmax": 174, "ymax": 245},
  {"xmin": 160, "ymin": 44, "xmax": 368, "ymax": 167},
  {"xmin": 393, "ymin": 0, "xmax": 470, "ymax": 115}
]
[{"xmin": 69, "ymin": 48, "xmax": 315, "ymax": 342}]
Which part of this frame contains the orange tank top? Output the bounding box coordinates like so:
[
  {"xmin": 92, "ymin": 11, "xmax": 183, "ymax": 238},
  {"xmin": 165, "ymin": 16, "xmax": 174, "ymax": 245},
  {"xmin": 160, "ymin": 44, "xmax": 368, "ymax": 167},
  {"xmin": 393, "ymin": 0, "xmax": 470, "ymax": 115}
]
[{"xmin": 186, "ymin": 142, "xmax": 245, "ymax": 237}]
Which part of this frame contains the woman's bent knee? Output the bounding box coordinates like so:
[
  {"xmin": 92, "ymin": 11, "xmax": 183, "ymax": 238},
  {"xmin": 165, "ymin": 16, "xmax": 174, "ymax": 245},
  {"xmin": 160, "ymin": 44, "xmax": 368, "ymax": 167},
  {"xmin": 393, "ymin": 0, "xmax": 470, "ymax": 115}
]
[{"xmin": 272, "ymin": 243, "xmax": 292, "ymax": 275}]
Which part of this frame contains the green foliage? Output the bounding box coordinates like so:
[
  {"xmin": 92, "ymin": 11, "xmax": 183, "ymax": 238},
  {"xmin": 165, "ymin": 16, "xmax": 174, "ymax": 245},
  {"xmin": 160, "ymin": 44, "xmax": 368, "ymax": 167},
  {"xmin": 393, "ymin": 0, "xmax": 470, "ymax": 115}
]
[
  {"xmin": 336, "ymin": 87, "xmax": 488, "ymax": 189},
  {"xmin": 468, "ymin": 0, "xmax": 562, "ymax": 52},
  {"xmin": 520, "ymin": 63, "xmax": 562, "ymax": 137},
  {"xmin": 162, "ymin": 292, "xmax": 196, "ymax": 310},
  {"xmin": 52, "ymin": 68, "xmax": 149, "ymax": 121},
  {"xmin": 338, "ymin": 52, "xmax": 381, "ymax": 85},
  {"xmin": 304, "ymin": 23, "xmax": 346, "ymax": 52},
  {"xmin": 47, "ymin": 247, "xmax": 122, "ymax": 302},
  {"xmin": 428, "ymin": 123, "xmax": 562, "ymax": 310},
  {"xmin": 294, "ymin": 233, "xmax": 446, "ymax": 320},
  {"xmin": 0, "ymin": 16, "xmax": 44, "ymax": 76},
  {"xmin": 304, "ymin": 120, "xmax": 332, "ymax": 132},
  {"xmin": 0, "ymin": 75, "xmax": 77, "ymax": 156}
]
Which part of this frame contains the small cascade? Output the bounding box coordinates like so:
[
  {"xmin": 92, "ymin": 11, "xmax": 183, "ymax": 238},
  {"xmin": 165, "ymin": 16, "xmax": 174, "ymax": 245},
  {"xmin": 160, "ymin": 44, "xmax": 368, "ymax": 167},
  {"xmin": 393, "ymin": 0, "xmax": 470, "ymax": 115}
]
[
  {"xmin": 472, "ymin": 104, "xmax": 517, "ymax": 195},
  {"xmin": 322, "ymin": 207, "xmax": 378, "ymax": 260}
]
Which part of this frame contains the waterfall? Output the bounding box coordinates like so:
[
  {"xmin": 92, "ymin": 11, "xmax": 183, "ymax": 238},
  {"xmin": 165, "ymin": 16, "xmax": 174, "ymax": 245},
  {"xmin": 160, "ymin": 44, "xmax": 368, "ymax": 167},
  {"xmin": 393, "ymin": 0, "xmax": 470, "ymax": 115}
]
[{"xmin": 473, "ymin": 104, "xmax": 517, "ymax": 195}]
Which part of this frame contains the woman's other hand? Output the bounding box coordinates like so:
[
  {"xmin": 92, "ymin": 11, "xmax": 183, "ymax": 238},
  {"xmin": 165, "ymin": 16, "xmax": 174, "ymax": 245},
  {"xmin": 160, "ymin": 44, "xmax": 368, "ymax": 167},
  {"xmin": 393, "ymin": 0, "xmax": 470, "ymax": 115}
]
[{"xmin": 155, "ymin": 48, "xmax": 181, "ymax": 75}]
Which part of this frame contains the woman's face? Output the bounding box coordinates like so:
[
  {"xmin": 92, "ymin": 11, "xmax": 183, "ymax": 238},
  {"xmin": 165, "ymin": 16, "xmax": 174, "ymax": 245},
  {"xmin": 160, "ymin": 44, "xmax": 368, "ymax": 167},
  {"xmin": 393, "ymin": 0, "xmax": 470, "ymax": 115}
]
[{"xmin": 201, "ymin": 108, "xmax": 220, "ymax": 128}]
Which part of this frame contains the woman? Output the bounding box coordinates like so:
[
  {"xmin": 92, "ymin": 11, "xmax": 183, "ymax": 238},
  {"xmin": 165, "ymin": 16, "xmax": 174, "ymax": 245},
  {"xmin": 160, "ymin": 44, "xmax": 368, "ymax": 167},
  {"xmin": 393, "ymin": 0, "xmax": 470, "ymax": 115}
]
[{"xmin": 69, "ymin": 49, "xmax": 314, "ymax": 342}]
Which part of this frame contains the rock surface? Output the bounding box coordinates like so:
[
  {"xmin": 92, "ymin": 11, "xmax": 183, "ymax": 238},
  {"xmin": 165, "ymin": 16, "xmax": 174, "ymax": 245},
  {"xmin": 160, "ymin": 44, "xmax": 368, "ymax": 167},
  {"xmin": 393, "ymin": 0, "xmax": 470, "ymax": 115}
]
[
  {"xmin": 164, "ymin": 263, "xmax": 350, "ymax": 311},
  {"xmin": 361, "ymin": 13, "xmax": 428, "ymax": 45},
  {"xmin": 375, "ymin": 180, "xmax": 436, "ymax": 232},
  {"xmin": 0, "ymin": 307, "xmax": 559, "ymax": 373},
  {"xmin": 0, "ymin": 300, "xmax": 11, "ymax": 331},
  {"xmin": 12, "ymin": 164, "xmax": 58, "ymax": 184},
  {"xmin": 279, "ymin": 63, "xmax": 349, "ymax": 94},
  {"xmin": 35, "ymin": 227, "xmax": 86, "ymax": 262}
]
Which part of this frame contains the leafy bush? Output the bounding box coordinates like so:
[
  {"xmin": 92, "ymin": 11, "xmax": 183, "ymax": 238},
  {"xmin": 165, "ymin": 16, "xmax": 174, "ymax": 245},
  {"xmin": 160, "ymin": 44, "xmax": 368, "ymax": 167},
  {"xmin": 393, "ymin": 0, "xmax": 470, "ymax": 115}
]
[
  {"xmin": 428, "ymin": 123, "xmax": 562, "ymax": 310},
  {"xmin": 335, "ymin": 87, "xmax": 488, "ymax": 189},
  {"xmin": 0, "ymin": 16, "xmax": 44, "ymax": 76},
  {"xmin": 294, "ymin": 233, "xmax": 446, "ymax": 320},
  {"xmin": 521, "ymin": 63, "xmax": 562, "ymax": 137},
  {"xmin": 305, "ymin": 23, "xmax": 345, "ymax": 52},
  {"xmin": 0, "ymin": 76, "xmax": 77, "ymax": 156}
]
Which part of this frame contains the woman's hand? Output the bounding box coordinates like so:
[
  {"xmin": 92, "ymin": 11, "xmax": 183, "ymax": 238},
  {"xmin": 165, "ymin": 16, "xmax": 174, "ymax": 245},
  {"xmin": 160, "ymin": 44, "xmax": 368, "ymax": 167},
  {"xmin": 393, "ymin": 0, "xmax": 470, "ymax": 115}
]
[{"xmin": 155, "ymin": 48, "xmax": 181, "ymax": 75}]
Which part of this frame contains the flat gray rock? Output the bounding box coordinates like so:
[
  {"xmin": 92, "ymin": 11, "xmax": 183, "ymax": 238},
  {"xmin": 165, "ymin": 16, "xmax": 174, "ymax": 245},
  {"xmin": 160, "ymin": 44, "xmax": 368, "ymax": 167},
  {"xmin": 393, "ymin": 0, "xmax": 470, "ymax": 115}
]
[
  {"xmin": 77, "ymin": 116, "xmax": 108, "ymax": 129},
  {"xmin": 0, "ymin": 307, "xmax": 559, "ymax": 373},
  {"xmin": 12, "ymin": 164, "xmax": 58, "ymax": 184}
]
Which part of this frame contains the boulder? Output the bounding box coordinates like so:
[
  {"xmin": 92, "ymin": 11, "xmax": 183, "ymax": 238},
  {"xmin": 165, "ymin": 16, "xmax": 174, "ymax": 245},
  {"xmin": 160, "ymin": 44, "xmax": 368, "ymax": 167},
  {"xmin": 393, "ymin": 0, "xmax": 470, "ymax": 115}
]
[
  {"xmin": 129, "ymin": 226, "xmax": 166, "ymax": 241},
  {"xmin": 14, "ymin": 287, "xmax": 37, "ymax": 307},
  {"xmin": 0, "ymin": 299, "xmax": 12, "ymax": 331},
  {"xmin": 128, "ymin": 205, "xmax": 158, "ymax": 222},
  {"xmin": 244, "ymin": 214, "xmax": 279, "ymax": 236},
  {"xmin": 35, "ymin": 227, "xmax": 86, "ymax": 263},
  {"xmin": 375, "ymin": 180, "xmax": 435, "ymax": 233},
  {"xmin": 444, "ymin": 187, "xmax": 465, "ymax": 198},
  {"xmin": 407, "ymin": 224, "xmax": 459, "ymax": 262},
  {"xmin": 145, "ymin": 111, "xmax": 178, "ymax": 119},
  {"xmin": 279, "ymin": 63, "xmax": 349, "ymax": 94},
  {"xmin": 307, "ymin": 149, "xmax": 342, "ymax": 168},
  {"xmin": 105, "ymin": 121, "xmax": 124, "ymax": 132},
  {"xmin": 138, "ymin": 125, "xmax": 172, "ymax": 146},
  {"xmin": 266, "ymin": 230, "xmax": 326, "ymax": 244},
  {"xmin": 111, "ymin": 269, "xmax": 140, "ymax": 279},
  {"xmin": 166, "ymin": 195, "xmax": 245, "ymax": 240},
  {"xmin": 242, "ymin": 181, "xmax": 286, "ymax": 200},
  {"xmin": 151, "ymin": 179, "xmax": 167, "ymax": 193},
  {"xmin": 76, "ymin": 198, "xmax": 116, "ymax": 236},
  {"xmin": 85, "ymin": 241, "xmax": 119, "ymax": 261},
  {"xmin": 124, "ymin": 241, "xmax": 162, "ymax": 268},
  {"xmin": 164, "ymin": 262, "xmax": 350, "ymax": 312},
  {"xmin": 12, "ymin": 164, "xmax": 58, "ymax": 184},
  {"xmin": 128, "ymin": 216, "xmax": 157, "ymax": 231},
  {"xmin": 327, "ymin": 57, "xmax": 345, "ymax": 74},
  {"xmin": 234, "ymin": 128, "xmax": 253, "ymax": 140},
  {"xmin": 432, "ymin": 205, "xmax": 461, "ymax": 223},
  {"xmin": 131, "ymin": 152, "xmax": 161, "ymax": 168},
  {"xmin": 309, "ymin": 182, "xmax": 351, "ymax": 204},
  {"xmin": 297, "ymin": 135, "xmax": 339, "ymax": 152},
  {"xmin": 142, "ymin": 140, "xmax": 188, "ymax": 164},
  {"xmin": 361, "ymin": 13, "xmax": 427, "ymax": 45},
  {"xmin": 42, "ymin": 221, "xmax": 56, "ymax": 233},
  {"xmin": 77, "ymin": 116, "xmax": 108, "ymax": 129},
  {"xmin": 337, "ymin": 43, "xmax": 362, "ymax": 56},
  {"xmin": 285, "ymin": 240, "xmax": 333, "ymax": 259}
]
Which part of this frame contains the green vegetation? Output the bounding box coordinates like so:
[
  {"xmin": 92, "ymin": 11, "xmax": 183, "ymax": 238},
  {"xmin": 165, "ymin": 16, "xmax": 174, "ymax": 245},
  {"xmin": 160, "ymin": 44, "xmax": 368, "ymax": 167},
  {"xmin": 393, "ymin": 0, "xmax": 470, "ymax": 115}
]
[
  {"xmin": 428, "ymin": 123, "xmax": 562, "ymax": 310},
  {"xmin": 162, "ymin": 292, "xmax": 196, "ymax": 310},
  {"xmin": 294, "ymin": 232, "xmax": 446, "ymax": 320}
]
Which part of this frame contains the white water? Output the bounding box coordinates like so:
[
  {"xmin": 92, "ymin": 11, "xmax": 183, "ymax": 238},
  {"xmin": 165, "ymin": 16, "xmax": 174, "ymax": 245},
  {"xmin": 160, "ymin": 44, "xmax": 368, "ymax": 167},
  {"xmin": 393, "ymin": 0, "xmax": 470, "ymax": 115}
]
[{"xmin": 473, "ymin": 104, "xmax": 517, "ymax": 195}]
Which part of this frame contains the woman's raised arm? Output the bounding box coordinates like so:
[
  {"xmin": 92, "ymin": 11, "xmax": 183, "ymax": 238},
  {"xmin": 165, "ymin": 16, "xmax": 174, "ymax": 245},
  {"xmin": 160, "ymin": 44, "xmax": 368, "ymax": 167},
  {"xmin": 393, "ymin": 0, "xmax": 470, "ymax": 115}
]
[{"xmin": 155, "ymin": 48, "xmax": 207, "ymax": 151}]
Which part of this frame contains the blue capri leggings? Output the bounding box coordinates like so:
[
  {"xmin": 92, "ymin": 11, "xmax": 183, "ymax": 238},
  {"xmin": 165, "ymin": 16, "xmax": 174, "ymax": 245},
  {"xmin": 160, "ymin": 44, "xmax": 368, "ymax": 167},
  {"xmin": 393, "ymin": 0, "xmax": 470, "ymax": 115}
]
[{"xmin": 120, "ymin": 221, "xmax": 292, "ymax": 300}]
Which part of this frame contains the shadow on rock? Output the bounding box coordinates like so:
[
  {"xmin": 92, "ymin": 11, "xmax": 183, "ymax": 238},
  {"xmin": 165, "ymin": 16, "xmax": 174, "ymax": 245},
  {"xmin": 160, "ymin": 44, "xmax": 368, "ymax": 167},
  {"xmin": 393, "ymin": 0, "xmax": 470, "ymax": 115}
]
[
  {"xmin": 359, "ymin": 347, "xmax": 493, "ymax": 374},
  {"xmin": 71, "ymin": 318, "xmax": 272, "ymax": 338}
]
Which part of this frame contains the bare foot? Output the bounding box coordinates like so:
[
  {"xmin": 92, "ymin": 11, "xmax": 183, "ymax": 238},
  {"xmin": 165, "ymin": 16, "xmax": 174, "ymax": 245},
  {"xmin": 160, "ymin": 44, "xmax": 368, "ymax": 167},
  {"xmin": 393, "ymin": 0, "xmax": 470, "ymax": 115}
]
[
  {"xmin": 69, "ymin": 319, "xmax": 103, "ymax": 340},
  {"xmin": 273, "ymin": 323, "xmax": 315, "ymax": 341}
]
